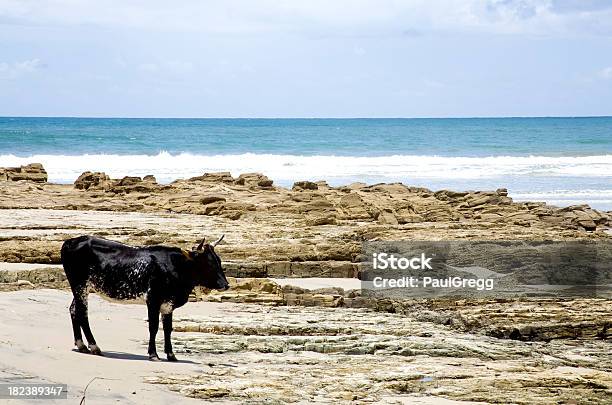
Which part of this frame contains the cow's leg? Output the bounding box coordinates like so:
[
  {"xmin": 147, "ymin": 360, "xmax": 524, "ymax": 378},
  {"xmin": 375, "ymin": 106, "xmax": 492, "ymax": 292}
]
[
  {"xmin": 74, "ymin": 288, "xmax": 102, "ymax": 355},
  {"xmin": 147, "ymin": 299, "xmax": 161, "ymax": 361},
  {"xmin": 69, "ymin": 298, "xmax": 89, "ymax": 353},
  {"xmin": 162, "ymin": 312, "xmax": 177, "ymax": 362}
]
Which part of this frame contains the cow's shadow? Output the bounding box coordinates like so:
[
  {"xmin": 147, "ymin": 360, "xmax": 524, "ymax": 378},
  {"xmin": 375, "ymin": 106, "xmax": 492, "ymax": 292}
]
[{"xmin": 73, "ymin": 349, "xmax": 199, "ymax": 364}]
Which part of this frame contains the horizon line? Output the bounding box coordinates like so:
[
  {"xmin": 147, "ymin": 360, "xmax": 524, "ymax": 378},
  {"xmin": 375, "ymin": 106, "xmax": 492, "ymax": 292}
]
[{"xmin": 2, "ymin": 115, "xmax": 612, "ymax": 120}]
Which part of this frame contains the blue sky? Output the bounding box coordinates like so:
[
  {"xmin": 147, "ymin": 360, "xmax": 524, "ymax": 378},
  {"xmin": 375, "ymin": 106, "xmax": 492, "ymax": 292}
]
[{"xmin": 1, "ymin": 0, "xmax": 612, "ymax": 118}]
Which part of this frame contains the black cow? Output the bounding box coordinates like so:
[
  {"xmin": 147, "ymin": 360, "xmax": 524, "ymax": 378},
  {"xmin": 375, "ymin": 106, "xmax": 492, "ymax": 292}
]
[{"xmin": 60, "ymin": 235, "xmax": 229, "ymax": 361}]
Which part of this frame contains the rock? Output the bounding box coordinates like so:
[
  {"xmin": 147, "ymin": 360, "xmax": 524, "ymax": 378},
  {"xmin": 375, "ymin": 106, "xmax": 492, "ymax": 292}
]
[
  {"xmin": 337, "ymin": 192, "xmax": 371, "ymax": 220},
  {"xmin": 396, "ymin": 212, "xmax": 425, "ymax": 223},
  {"xmin": 0, "ymin": 267, "xmax": 67, "ymax": 286},
  {"xmin": 189, "ymin": 172, "xmax": 235, "ymax": 183},
  {"xmin": 200, "ymin": 195, "xmax": 227, "ymax": 205},
  {"xmin": 117, "ymin": 176, "xmax": 142, "ymax": 186},
  {"xmin": 297, "ymin": 198, "xmax": 335, "ymax": 214},
  {"xmin": 478, "ymin": 213, "xmax": 503, "ymax": 222},
  {"xmin": 394, "ymin": 203, "xmax": 425, "ymax": 224},
  {"xmin": 583, "ymin": 208, "xmax": 608, "ymax": 224},
  {"xmin": 434, "ymin": 190, "xmax": 469, "ymax": 200},
  {"xmin": 235, "ymin": 173, "xmax": 274, "ymax": 189},
  {"xmin": 422, "ymin": 206, "xmax": 459, "ymax": 222},
  {"xmin": 376, "ymin": 210, "xmax": 398, "ymax": 225},
  {"xmin": 564, "ymin": 207, "xmax": 610, "ymax": 231},
  {"xmin": 560, "ymin": 204, "xmax": 591, "ymax": 212},
  {"xmin": 201, "ymin": 201, "xmax": 225, "ymax": 215},
  {"xmin": 465, "ymin": 192, "xmax": 503, "ymax": 208},
  {"xmin": 68, "ymin": 174, "xmax": 147, "ymax": 195},
  {"xmin": 16, "ymin": 279, "xmax": 35, "ymax": 287},
  {"xmin": 504, "ymin": 211, "xmax": 539, "ymax": 225},
  {"xmin": 572, "ymin": 210, "xmax": 597, "ymax": 231},
  {"xmin": 346, "ymin": 182, "xmax": 367, "ymax": 190},
  {"xmin": 1, "ymin": 171, "xmax": 611, "ymax": 273},
  {"xmin": 285, "ymin": 292, "xmax": 344, "ymax": 307},
  {"xmin": 108, "ymin": 176, "xmax": 161, "ymax": 194},
  {"xmin": 74, "ymin": 171, "xmax": 111, "ymax": 190},
  {"xmin": 496, "ymin": 188, "xmax": 508, "ymax": 196},
  {"xmin": 431, "ymin": 298, "xmax": 612, "ymax": 341},
  {"xmin": 221, "ymin": 211, "xmax": 242, "ymax": 220},
  {"xmin": 143, "ymin": 175, "xmax": 157, "ymax": 183},
  {"xmin": 156, "ymin": 298, "xmax": 612, "ymax": 404},
  {"xmin": 292, "ymin": 181, "xmax": 318, "ymax": 191},
  {"xmin": 538, "ymin": 215, "xmax": 565, "ymax": 226},
  {"xmin": 558, "ymin": 206, "xmax": 604, "ymax": 231},
  {"xmin": 305, "ymin": 215, "xmax": 337, "ymax": 226},
  {"xmin": 201, "ymin": 277, "xmax": 284, "ymax": 305},
  {"xmin": 0, "ymin": 163, "xmax": 47, "ymax": 183}
]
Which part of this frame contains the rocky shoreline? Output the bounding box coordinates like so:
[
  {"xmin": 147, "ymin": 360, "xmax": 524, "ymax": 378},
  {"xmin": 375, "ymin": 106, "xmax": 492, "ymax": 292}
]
[
  {"xmin": 1, "ymin": 163, "xmax": 611, "ymax": 403},
  {"xmin": 3, "ymin": 163, "xmax": 611, "ymax": 232},
  {"xmin": 1, "ymin": 163, "xmax": 610, "ymax": 266}
]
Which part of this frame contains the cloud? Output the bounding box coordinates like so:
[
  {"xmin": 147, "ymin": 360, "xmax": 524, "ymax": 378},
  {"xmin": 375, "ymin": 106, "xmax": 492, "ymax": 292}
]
[
  {"xmin": 0, "ymin": 1, "xmax": 611, "ymax": 37},
  {"xmin": 423, "ymin": 79, "xmax": 444, "ymax": 89},
  {"xmin": 598, "ymin": 67, "xmax": 612, "ymax": 80},
  {"xmin": 551, "ymin": 0, "xmax": 612, "ymax": 13},
  {"xmin": 138, "ymin": 63, "xmax": 159, "ymax": 73},
  {"xmin": 352, "ymin": 46, "xmax": 366, "ymax": 56},
  {"xmin": 138, "ymin": 60, "xmax": 194, "ymax": 74},
  {"xmin": 0, "ymin": 58, "xmax": 41, "ymax": 79}
]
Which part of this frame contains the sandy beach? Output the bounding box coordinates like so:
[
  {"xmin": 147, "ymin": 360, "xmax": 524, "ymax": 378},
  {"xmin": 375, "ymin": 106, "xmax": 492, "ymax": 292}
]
[
  {"xmin": 0, "ymin": 289, "xmax": 206, "ymax": 404},
  {"xmin": 2, "ymin": 288, "xmax": 610, "ymax": 404},
  {"xmin": 2, "ymin": 286, "xmax": 487, "ymax": 405},
  {"xmin": 0, "ymin": 166, "xmax": 611, "ymax": 403}
]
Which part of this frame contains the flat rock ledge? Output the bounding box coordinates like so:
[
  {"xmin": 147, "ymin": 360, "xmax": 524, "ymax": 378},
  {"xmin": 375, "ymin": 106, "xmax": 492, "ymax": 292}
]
[
  {"xmin": 194, "ymin": 278, "xmax": 612, "ymax": 342},
  {"xmin": 147, "ymin": 302, "xmax": 612, "ymax": 404}
]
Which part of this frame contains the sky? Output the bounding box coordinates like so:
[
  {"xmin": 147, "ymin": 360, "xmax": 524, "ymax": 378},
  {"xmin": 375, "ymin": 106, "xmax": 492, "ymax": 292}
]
[{"xmin": 1, "ymin": 0, "xmax": 612, "ymax": 118}]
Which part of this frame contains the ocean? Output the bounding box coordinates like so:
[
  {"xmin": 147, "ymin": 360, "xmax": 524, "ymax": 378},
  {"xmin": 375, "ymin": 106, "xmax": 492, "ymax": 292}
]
[{"xmin": 1, "ymin": 117, "xmax": 611, "ymax": 210}]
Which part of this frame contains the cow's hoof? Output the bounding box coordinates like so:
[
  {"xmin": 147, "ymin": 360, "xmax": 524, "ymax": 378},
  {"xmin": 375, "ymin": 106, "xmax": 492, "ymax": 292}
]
[
  {"xmin": 76, "ymin": 345, "xmax": 90, "ymax": 353},
  {"xmin": 166, "ymin": 353, "xmax": 178, "ymax": 362},
  {"xmin": 149, "ymin": 354, "xmax": 161, "ymax": 362},
  {"xmin": 89, "ymin": 345, "xmax": 103, "ymax": 356},
  {"xmin": 75, "ymin": 340, "xmax": 90, "ymax": 353}
]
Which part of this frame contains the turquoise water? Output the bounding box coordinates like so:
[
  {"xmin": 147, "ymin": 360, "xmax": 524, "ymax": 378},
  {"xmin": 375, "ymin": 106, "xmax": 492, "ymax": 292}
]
[
  {"xmin": 1, "ymin": 117, "xmax": 611, "ymax": 209},
  {"xmin": 1, "ymin": 117, "xmax": 611, "ymax": 156}
]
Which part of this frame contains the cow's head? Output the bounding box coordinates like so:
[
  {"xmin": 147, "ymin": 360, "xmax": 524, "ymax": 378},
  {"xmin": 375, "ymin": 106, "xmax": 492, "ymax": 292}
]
[{"xmin": 191, "ymin": 235, "xmax": 230, "ymax": 290}]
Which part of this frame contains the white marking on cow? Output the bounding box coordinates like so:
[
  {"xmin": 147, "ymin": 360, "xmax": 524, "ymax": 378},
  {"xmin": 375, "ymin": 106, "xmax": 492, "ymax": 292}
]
[{"xmin": 160, "ymin": 302, "xmax": 174, "ymax": 315}]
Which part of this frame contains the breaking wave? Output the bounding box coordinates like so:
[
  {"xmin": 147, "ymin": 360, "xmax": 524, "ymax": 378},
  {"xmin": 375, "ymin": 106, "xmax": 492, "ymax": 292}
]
[{"xmin": 1, "ymin": 152, "xmax": 611, "ymax": 185}]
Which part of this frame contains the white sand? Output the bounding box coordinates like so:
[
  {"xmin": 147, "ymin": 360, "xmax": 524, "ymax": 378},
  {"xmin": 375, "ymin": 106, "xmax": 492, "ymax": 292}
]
[
  {"xmin": 0, "ymin": 263, "xmax": 61, "ymax": 272},
  {"xmin": 271, "ymin": 277, "xmax": 361, "ymax": 290},
  {"xmin": 0, "ymin": 289, "xmax": 232, "ymax": 404}
]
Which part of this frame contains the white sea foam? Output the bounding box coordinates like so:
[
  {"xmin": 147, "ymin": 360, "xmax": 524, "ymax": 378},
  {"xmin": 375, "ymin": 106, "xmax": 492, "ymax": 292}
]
[
  {"xmin": 512, "ymin": 189, "xmax": 612, "ymax": 199},
  {"xmin": 1, "ymin": 152, "xmax": 611, "ymax": 185},
  {"xmin": 512, "ymin": 189, "xmax": 612, "ymax": 210}
]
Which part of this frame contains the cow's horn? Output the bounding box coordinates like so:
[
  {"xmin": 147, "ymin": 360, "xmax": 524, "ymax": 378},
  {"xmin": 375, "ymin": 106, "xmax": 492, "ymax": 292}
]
[
  {"xmin": 196, "ymin": 238, "xmax": 206, "ymax": 250},
  {"xmin": 211, "ymin": 234, "xmax": 225, "ymax": 247}
]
